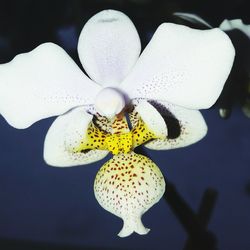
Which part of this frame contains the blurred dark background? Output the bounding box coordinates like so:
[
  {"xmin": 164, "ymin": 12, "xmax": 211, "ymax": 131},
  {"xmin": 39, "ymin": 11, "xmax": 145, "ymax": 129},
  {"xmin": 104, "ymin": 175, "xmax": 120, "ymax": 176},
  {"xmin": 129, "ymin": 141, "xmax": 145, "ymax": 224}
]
[{"xmin": 0, "ymin": 1, "xmax": 250, "ymax": 250}]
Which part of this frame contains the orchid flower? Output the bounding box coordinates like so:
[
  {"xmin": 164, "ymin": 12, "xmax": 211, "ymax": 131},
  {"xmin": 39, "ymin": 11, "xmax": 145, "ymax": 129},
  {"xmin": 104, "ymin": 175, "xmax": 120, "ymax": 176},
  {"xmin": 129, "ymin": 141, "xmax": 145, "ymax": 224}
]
[
  {"xmin": 174, "ymin": 12, "xmax": 250, "ymax": 38},
  {"xmin": 0, "ymin": 10, "xmax": 235, "ymax": 237}
]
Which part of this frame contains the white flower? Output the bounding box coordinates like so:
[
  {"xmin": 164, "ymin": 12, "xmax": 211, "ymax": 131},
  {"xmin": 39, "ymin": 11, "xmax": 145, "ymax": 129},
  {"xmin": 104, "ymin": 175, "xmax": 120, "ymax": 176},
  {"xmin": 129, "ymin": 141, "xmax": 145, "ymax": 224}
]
[
  {"xmin": 0, "ymin": 9, "xmax": 235, "ymax": 237},
  {"xmin": 174, "ymin": 12, "xmax": 250, "ymax": 39},
  {"xmin": 220, "ymin": 19, "xmax": 250, "ymax": 39}
]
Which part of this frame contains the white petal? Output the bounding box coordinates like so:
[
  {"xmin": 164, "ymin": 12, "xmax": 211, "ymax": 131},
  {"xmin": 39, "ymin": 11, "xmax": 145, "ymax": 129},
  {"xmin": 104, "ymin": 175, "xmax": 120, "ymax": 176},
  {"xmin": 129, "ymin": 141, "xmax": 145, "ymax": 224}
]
[
  {"xmin": 0, "ymin": 43, "xmax": 101, "ymax": 129},
  {"xmin": 134, "ymin": 100, "xmax": 168, "ymax": 138},
  {"xmin": 44, "ymin": 107, "xmax": 109, "ymax": 167},
  {"xmin": 220, "ymin": 19, "xmax": 250, "ymax": 39},
  {"xmin": 78, "ymin": 9, "xmax": 141, "ymax": 86},
  {"xmin": 94, "ymin": 152, "xmax": 165, "ymax": 237},
  {"xmin": 144, "ymin": 101, "xmax": 207, "ymax": 150},
  {"xmin": 173, "ymin": 12, "xmax": 213, "ymax": 28},
  {"xmin": 120, "ymin": 23, "xmax": 235, "ymax": 109}
]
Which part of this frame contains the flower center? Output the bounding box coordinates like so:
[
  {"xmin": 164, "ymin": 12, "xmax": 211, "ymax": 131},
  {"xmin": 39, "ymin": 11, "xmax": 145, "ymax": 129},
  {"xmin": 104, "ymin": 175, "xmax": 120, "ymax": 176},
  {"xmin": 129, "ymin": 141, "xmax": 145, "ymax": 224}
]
[
  {"xmin": 105, "ymin": 132, "xmax": 133, "ymax": 155},
  {"xmin": 72, "ymin": 109, "xmax": 160, "ymax": 155}
]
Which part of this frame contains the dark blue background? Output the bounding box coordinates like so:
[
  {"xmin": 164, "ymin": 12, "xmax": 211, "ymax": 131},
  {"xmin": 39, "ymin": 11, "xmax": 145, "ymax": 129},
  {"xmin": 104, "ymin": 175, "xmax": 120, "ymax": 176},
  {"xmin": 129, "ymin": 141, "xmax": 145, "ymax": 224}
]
[{"xmin": 0, "ymin": 1, "xmax": 250, "ymax": 249}]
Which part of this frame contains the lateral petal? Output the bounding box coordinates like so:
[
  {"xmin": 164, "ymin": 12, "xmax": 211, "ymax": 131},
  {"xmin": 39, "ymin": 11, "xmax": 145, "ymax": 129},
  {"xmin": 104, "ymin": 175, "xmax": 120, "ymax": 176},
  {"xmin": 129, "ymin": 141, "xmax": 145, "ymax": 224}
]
[
  {"xmin": 144, "ymin": 101, "xmax": 207, "ymax": 150},
  {"xmin": 44, "ymin": 107, "xmax": 109, "ymax": 167},
  {"xmin": 120, "ymin": 23, "xmax": 235, "ymax": 109}
]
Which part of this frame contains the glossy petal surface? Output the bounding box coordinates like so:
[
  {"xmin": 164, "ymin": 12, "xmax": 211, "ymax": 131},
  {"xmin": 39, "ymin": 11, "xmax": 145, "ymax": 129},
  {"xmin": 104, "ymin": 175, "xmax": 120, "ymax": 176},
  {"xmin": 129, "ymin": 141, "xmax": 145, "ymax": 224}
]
[
  {"xmin": 120, "ymin": 23, "xmax": 235, "ymax": 109},
  {"xmin": 78, "ymin": 9, "xmax": 141, "ymax": 86},
  {"xmin": 0, "ymin": 43, "xmax": 101, "ymax": 129}
]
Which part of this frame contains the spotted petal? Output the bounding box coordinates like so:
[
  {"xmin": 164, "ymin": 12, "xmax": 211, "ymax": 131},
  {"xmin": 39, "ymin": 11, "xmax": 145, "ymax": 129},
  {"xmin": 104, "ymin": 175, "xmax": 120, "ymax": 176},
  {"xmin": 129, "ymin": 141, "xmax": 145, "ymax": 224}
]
[
  {"xmin": 120, "ymin": 23, "xmax": 235, "ymax": 109},
  {"xmin": 0, "ymin": 43, "xmax": 101, "ymax": 129},
  {"xmin": 129, "ymin": 100, "xmax": 168, "ymax": 148},
  {"xmin": 94, "ymin": 151, "xmax": 165, "ymax": 237},
  {"xmin": 144, "ymin": 101, "xmax": 207, "ymax": 150},
  {"xmin": 44, "ymin": 107, "xmax": 109, "ymax": 167},
  {"xmin": 78, "ymin": 9, "xmax": 141, "ymax": 86}
]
